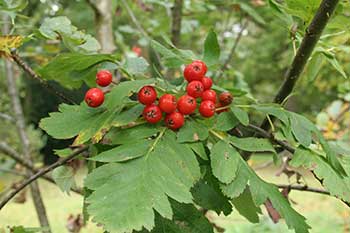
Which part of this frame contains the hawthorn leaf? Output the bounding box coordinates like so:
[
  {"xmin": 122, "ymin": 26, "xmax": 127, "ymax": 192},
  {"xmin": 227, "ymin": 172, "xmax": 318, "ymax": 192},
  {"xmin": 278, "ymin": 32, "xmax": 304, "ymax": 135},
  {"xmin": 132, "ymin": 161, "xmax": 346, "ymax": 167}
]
[
  {"xmin": 90, "ymin": 140, "xmax": 152, "ymax": 162},
  {"xmin": 231, "ymin": 106, "xmax": 249, "ymax": 126},
  {"xmin": 52, "ymin": 166, "xmax": 76, "ymax": 194},
  {"xmin": 40, "ymin": 79, "xmax": 154, "ymax": 144},
  {"xmin": 230, "ymin": 136, "xmax": 276, "ymax": 153},
  {"xmin": 232, "ymin": 188, "xmax": 262, "ymax": 223},
  {"xmin": 38, "ymin": 53, "xmax": 115, "ymax": 89},
  {"xmin": 177, "ymin": 121, "xmax": 209, "ymax": 143},
  {"xmin": 290, "ymin": 147, "xmax": 350, "ymax": 203},
  {"xmin": 189, "ymin": 142, "xmax": 208, "ymax": 160},
  {"xmin": 220, "ymin": 163, "xmax": 249, "ymax": 199},
  {"xmin": 124, "ymin": 56, "xmax": 149, "ymax": 75},
  {"xmin": 253, "ymin": 104, "xmax": 290, "ymax": 126},
  {"xmin": 209, "ymin": 140, "xmax": 240, "ymax": 184},
  {"xmin": 214, "ymin": 111, "xmax": 239, "ymax": 131},
  {"xmin": 85, "ymin": 130, "xmax": 200, "ymax": 233},
  {"xmin": 203, "ymin": 30, "xmax": 220, "ymax": 66},
  {"xmin": 105, "ymin": 124, "xmax": 159, "ymax": 145}
]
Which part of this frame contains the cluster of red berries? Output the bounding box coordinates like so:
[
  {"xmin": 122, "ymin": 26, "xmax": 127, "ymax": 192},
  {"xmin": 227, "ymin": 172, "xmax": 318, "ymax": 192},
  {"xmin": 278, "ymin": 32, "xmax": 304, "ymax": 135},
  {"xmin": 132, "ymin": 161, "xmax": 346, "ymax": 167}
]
[
  {"xmin": 84, "ymin": 70, "xmax": 113, "ymax": 107},
  {"xmin": 139, "ymin": 60, "xmax": 233, "ymax": 130}
]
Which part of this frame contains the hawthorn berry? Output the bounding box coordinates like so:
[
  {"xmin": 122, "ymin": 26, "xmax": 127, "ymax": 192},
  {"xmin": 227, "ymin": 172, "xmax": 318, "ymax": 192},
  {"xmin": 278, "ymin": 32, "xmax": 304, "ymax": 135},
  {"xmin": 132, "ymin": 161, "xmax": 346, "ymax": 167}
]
[
  {"xmin": 201, "ymin": 76, "xmax": 213, "ymax": 90},
  {"xmin": 183, "ymin": 60, "xmax": 207, "ymax": 82},
  {"xmin": 202, "ymin": 89, "xmax": 217, "ymax": 103},
  {"xmin": 85, "ymin": 88, "xmax": 105, "ymax": 108},
  {"xmin": 177, "ymin": 95, "xmax": 197, "ymax": 115},
  {"xmin": 165, "ymin": 112, "xmax": 185, "ymax": 130},
  {"xmin": 199, "ymin": 100, "xmax": 216, "ymax": 118},
  {"xmin": 132, "ymin": 46, "xmax": 142, "ymax": 56},
  {"xmin": 186, "ymin": 80, "xmax": 204, "ymax": 98},
  {"xmin": 96, "ymin": 70, "xmax": 113, "ymax": 87},
  {"xmin": 138, "ymin": 86, "xmax": 157, "ymax": 105},
  {"xmin": 219, "ymin": 92, "xmax": 233, "ymax": 106},
  {"xmin": 143, "ymin": 104, "xmax": 163, "ymax": 123},
  {"xmin": 159, "ymin": 94, "xmax": 177, "ymax": 113}
]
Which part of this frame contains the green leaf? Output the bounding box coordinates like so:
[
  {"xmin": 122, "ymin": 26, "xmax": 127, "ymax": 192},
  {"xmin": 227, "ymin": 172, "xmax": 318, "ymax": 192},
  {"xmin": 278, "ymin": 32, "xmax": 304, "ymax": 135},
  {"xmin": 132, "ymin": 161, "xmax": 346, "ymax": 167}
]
[
  {"xmin": 290, "ymin": 147, "xmax": 350, "ymax": 203},
  {"xmin": 85, "ymin": 131, "xmax": 200, "ymax": 233},
  {"xmin": 52, "ymin": 166, "xmax": 76, "ymax": 194},
  {"xmin": 289, "ymin": 112, "xmax": 313, "ymax": 147},
  {"xmin": 232, "ymin": 188, "xmax": 262, "ymax": 223},
  {"xmin": 209, "ymin": 141, "xmax": 240, "ymax": 184},
  {"xmin": 202, "ymin": 30, "xmax": 220, "ymax": 66},
  {"xmin": 112, "ymin": 104, "xmax": 144, "ymax": 127},
  {"xmin": 38, "ymin": 53, "xmax": 115, "ymax": 89},
  {"xmin": 253, "ymin": 104, "xmax": 290, "ymax": 126},
  {"xmin": 124, "ymin": 56, "xmax": 149, "ymax": 75},
  {"xmin": 138, "ymin": 204, "xmax": 214, "ymax": 233},
  {"xmin": 230, "ymin": 136, "xmax": 276, "ymax": 153},
  {"xmin": 213, "ymin": 111, "xmax": 239, "ymax": 131},
  {"xmin": 231, "ymin": 106, "xmax": 249, "ymax": 126},
  {"xmin": 239, "ymin": 2, "xmax": 266, "ymax": 25},
  {"xmin": 324, "ymin": 53, "xmax": 348, "ymax": 79},
  {"xmin": 189, "ymin": 142, "xmax": 208, "ymax": 160},
  {"xmin": 105, "ymin": 124, "xmax": 159, "ymax": 145},
  {"xmin": 9, "ymin": 226, "xmax": 43, "ymax": 233},
  {"xmin": 285, "ymin": 0, "xmax": 321, "ymax": 24},
  {"xmin": 40, "ymin": 79, "xmax": 154, "ymax": 144},
  {"xmin": 177, "ymin": 121, "xmax": 209, "ymax": 143},
  {"xmin": 305, "ymin": 53, "xmax": 324, "ymax": 82},
  {"xmin": 39, "ymin": 16, "xmax": 100, "ymax": 53},
  {"xmin": 217, "ymin": 143, "xmax": 310, "ymax": 232},
  {"xmin": 90, "ymin": 140, "xmax": 152, "ymax": 162},
  {"xmin": 192, "ymin": 170, "xmax": 232, "ymax": 215}
]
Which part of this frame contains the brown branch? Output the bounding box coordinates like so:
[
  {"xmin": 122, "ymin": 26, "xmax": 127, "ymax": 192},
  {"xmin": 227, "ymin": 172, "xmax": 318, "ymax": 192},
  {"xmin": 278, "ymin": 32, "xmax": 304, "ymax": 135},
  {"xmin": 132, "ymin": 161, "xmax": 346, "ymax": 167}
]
[
  {"xmin": 277, "ymin": 184, "xmax": 330, "ymax": 195},
  {"xmin": 0, "ymin": 142, "xmax": 83, "ymax": 195},
  {"xmin": 170, "ymin": 0, "xmax": 183, "ymax": 47},
  {"xmin": 0, "ymin": 146, "xmax": 88, "ymax": 210},
  {"xmin": 217, "ymin": 20, "xmax": 248, "ymax": 79},
  {"xmin": 10, "ymin": 51, "xmax": 76, "ymax": 105},
  {"xmin": 260, "ymin": 0, "xmax": 339, "ymax": 131}
]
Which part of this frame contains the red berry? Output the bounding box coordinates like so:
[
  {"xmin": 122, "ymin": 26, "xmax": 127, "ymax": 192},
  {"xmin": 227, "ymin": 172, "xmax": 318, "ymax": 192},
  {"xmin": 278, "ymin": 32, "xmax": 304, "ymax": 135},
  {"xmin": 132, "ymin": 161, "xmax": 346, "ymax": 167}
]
[
  {"xmin": 183, "ymin": 60, "xmax": 207, "ymax": 82},
  {"xmin": 201, "ymin": 76, "xmax": 213, "ymax": 90},
  {"xmin": 202, "ymin": 90, "xmax": 217, "ymax": 103},
  {"xmin": 138, "ymin": 86, "xmax": 157, "ymax": 105},
  {"xmin": 132, "ymin": 46, "xmax": 142, "ymax": 56},
  {"xmin": 219, "ymin": 92, "xmax": 233, "ymax": 106},
  {"xmin": 85, "ymin": 88, "xmax": 105, "ymax": 108},
  {"xmin": 96, "ymin": 70, "xmax": 113, "ymax": 87},
  {"xmin": 186, "ymin": 81, "xmax": 204, "ymax": 98},
  {"xmin": 177, "ymin": 95, "xmax": 197, "ymax": 115},
  {"xmin": 159, "ymin": 94, "xmax": 177, "ymax": 113},
  {"xmin": 165, "ymin": 112, "xmax": 185, "ymax": 130},
  {"xmin": 199, "ymin": 100, "xmax": 216, "ymax": 118},
  {"xmin": 143, "ymin": 104, "xmax": 163, "ymax": 123}
]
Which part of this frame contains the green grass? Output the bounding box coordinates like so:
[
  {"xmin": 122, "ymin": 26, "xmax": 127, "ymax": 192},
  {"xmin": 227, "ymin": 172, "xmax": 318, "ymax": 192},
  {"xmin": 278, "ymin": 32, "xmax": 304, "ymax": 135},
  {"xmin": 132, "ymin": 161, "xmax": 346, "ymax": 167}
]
[{"xmin": 0, "ymin": 162, "xmax": 349, "ymax": 233}]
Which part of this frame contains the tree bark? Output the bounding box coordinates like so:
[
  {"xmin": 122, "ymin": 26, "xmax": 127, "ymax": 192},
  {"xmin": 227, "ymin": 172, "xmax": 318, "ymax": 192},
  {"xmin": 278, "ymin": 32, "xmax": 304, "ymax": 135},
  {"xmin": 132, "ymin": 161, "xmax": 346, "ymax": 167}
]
[
  {"xmin": 87, "ymin": 0, "xmax": 116, "ymax": 53},
  {"xmin": 171, "ymin": 0, "xmax": 183, "ymax": 47},
  {"xmin": 2, "ymin": 15, "xmax": 51, "ymax": 233}
]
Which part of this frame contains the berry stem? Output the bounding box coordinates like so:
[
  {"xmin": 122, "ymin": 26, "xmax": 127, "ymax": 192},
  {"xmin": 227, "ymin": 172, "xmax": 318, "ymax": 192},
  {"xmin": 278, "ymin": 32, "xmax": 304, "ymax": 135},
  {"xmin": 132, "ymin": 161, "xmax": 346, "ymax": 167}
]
[{"xmin": 145, "ymin": 127, "xmax": 167, "ymax": 158}]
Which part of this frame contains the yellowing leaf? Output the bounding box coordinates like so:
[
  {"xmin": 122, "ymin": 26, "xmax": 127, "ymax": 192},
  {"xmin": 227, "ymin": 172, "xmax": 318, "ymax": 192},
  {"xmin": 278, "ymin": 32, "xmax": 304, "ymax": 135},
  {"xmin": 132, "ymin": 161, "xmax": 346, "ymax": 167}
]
[{"xmin": 0, "ymin": 35, "xmax": 23, "ymax": 57}]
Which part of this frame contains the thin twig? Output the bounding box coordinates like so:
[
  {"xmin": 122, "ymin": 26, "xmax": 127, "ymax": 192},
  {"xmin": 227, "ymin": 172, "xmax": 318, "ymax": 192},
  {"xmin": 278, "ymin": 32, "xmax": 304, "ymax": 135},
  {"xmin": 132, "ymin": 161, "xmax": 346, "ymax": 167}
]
[
  {"xmin": 10, "ymin": 50, "xmax": 76, "ymax": 105},
  {"xmin": 0, "ymin": 142, "xmax": 83, "ymax": 195},
  {"xmin": 0, "ymin": 146, "xmax": 88, "ymax": 210},
  {"xmin": 216, "ymin": 20, "xmax": 248, "ymax": 79},
  {"xmin": 277, "ymin": 184, "xmax": 330, "ymax": 195},
  {"xmin": 0, "ymin": 113, "xmax": 15, "ymax": 123}
]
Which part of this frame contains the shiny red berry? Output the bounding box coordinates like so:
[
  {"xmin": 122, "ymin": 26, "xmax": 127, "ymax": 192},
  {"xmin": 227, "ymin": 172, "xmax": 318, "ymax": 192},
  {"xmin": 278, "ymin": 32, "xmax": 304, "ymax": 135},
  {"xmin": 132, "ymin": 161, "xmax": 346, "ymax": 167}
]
[
  {"xmin": 201, "ymin": 76, "xmax": 213, "ymax": 90},
  {"xmin": 96, "ymin": 70, "xmax": 113, "ymax": 87},
  {"xmin": 165, "ymin": 112, "xmax": 185, "ymax": 130},
  {"xmin": 202, "ymin": 90, "xmax": 217, "ymax": 103},
  {"xmin": 219, "ymin": 92, "xmax": 233, "ymax": 106},
  {"xmin": 159, "ymin": 94, "xmax": 177, "ymax": 113},
  {"xmin": 177, "ymin": 95, "xmax": 197, "ymax": 115},
  {"xmin": 132, "ymin": 46, "xmax": 142, "ymax": 56},
  {"xmin": 143, "ymin": 104, "xmax": 163, "ymax": 123},
  {"xmin": 138, "ymin": 86, "xmax": 157, "ymax": 105},
  {"xmin": 199, "ymin": 100, "xmax": 216, "ymax": 118},
  {"xmin": 183, "ymin": 60, "xmax": 207, "ymax": 82},
  {"xmin": 186, "ymin": 81, "xmax": 204, "ymax": 98},
  {"xmin": 85, "ymin": 88, "xmax": 105, "ymax": 107}
]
